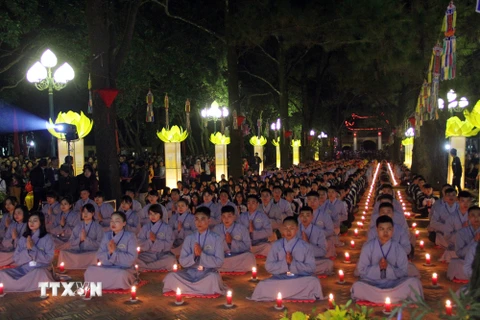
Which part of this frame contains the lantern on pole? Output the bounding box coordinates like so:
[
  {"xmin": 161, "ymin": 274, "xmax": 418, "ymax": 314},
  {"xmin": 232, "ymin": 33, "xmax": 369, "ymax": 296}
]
[
  {"xmin": 164, "ymin": 93, "xmax": 169, "ymax": 129},
  {"xmin": 146, "ymin": 89, "xmax": 154, "ymax": 123},
  {"xmin": 185, "ymin": 99, "xmax": 191, "ymax": 131},
  {"xmin": 87, "ymin": 74, "xmax": 93, "ymax": 114}
]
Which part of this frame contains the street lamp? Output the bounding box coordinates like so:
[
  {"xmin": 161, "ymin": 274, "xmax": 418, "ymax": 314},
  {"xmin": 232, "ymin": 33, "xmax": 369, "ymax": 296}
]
[
  {"xmin": 438, "ymin": 89, "xmax": 469, "ymax": 113},
  {"xmin": 201, "ymin": 100, "xmax": 229, "ymax": 133},
  {"xmin": 27, "ymin": 49, "xmax": 75, "ymax": 156},
  {"xmin": 270, "ymin": 118, "xmax": 281, "ymax": 138}
]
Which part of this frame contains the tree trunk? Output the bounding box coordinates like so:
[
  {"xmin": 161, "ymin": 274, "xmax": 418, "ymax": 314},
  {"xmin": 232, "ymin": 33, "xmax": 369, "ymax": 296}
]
[
  {"xmin": 278, "ymin": 39, "xmax": 290, "ymax": 168},
  {"xmin": 411, "ymin": 120, "xmax": 447, "ymax": 190}
]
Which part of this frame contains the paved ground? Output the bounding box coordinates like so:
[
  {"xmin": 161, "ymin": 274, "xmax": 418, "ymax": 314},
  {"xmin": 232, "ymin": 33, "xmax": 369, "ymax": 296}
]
[{"xmin": 0, "ymin": 187, "xmax": 464, "ymax": 320}]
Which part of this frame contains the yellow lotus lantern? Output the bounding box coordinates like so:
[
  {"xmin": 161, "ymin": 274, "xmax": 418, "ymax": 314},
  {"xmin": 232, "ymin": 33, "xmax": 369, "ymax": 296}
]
[
  {"xmin": 291, "ymin": 139, "xmax": 301, "ymax": 165},
  {"xmin": 47, "ymin": 111, "xmax": 93, "ymax": 140},
  {"xmin": 463, "ymin": 100, "xmax": 480, "ymax": 128},
  {"xmin": 46, "ymin": 111, "xmax": 93, "ymax": 176},
  {"xmin": 401, "ymin": 137, "xmax": 414, "ymax": 169},
  {"xmin": 401, "ymin": 137, "xmax": 414, "ymax": 146},
  {"xmin": 271, "ymin": 137, "xmax": 281, "ymax": 169},
  {"xmin": 249, "ymin": 136, "xmax": 267, "ymax": 173},
  {"xmin": 209, "ymin": 132, "xmax": 231, "ymax": 145},
  {"xmin": 156, "ymin": 125, "xmax": 188, "ymax": 143},
  {"xmin": 157, "ymin": 126, "xmax": 188, "ymax": 189}
]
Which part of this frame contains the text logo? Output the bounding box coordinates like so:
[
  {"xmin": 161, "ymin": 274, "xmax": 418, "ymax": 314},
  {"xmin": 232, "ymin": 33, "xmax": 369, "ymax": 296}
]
[{"xmin": 38, "ymin": 282, "xmax": 102, "ymax": 297}]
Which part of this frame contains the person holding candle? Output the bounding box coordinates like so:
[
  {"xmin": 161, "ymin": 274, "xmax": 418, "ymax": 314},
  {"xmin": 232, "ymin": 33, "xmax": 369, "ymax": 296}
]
[
  {"xmin": 197, "ymin": 189, "xmax": 221, "ymax": 228},
  {"xmin": 441, "ymin": 191, "xmax": 472, "ymax": 263},
  {"xmin": 51, "ymin": 196, "xmax": 80, "ymax": 250},
  {"xmin": 249, "ymin": 216, "xmax": 323, "ymax": 301},
  {"xmin": 0, "ymin": 205, "xmax": 29, "ymax": 266},
  {"xmin": 447, "ymin": 205, "xmax": 480, "ymax": 281},
  {"xmin": 94, "ymin": 191, "xmax": 114, "ymax": 231},
  {"xmin": 42, "ymin": 191, "xmax": 61, "ymax": 233},
  {"xmin": 267, "ymin": 186, "xmax": 294, "ymax": 233},
  {"xmin": 169, "ymin": 198, "xmax": 197, "ymax": 256},
  {"xmin": 136, "ymin": 204, "xmax": 176, "ymax": 271},
  {"xmin": 162, "ymin": 206, "xmax": 226, "ymax": 295},
  {"xmin": 238, "ymin": 195, "xmax": 272, "ymax": 257},
  {"xmin": 138, "ymin": 190, "xmax": 168, "ymax": 226},
  {"xmin": 212, "ymin": 205, "xmax": 256, "ymax": 272},
  {"xmin": 428, "ymin": 187, "xmax": 457, "ymax": 249},
  {"xmin": 57, "ymin": 203, "xmax": 104, "ymax": 269},
  {"xmin": 306, "ymin": 190, "xmax": 336, "ymax": 258},
  {"xmin": 0, "ymin": 212, "xmax": 55, "ymax": 292},
  {"xmin": 84, "ymin": 211, "xmax": 138, "ymax": 289},
  {"xmin": 351, "ymin": 215, "xmax": 423, "ymax": 304},
  {"xmin": 0, "ymin": 197, "xmax": 18, "ymax": 240},
  {"xmin": 296, "ymin": 206, "xmax": 333, "ymax": 275},
  {"xmin": 118, "ymin": 195, "xmax": 141, "ymax": 235}
]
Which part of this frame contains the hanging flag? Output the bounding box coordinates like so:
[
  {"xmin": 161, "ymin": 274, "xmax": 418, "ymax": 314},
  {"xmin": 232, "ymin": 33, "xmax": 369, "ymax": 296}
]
[
  {"xmin": 87, "ymin": 74, "xmax": 93, "ymax": 114},
  {"xmin": 146, "ymin": 89, "xmax": 154, "ymax": 122},
  {"xmin": 441, "ymin": 1, "xmax": 456, "ymax": 80}
]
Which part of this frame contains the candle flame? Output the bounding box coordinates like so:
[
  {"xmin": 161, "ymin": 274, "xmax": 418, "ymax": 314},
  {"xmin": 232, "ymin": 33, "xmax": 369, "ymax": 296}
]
[
  {"xmin": 354, "ymin": 228, "xmax": 358, "ymax": 233},
  {"xmin": 173, "ymin": 264, "xmax": 178, "ymax": 270},
  {"xmin": 426, "ymin": 253, "xmax": 430, "ymax": 259},
  {"xmin": 97, "ymin": 262, "xmax": 101, "ymax": 266},
  {"xmin": 329, "ymin": 293, "xmax": 334, "ymax": 300},
  {"xmin": 415, "ymin": 230, "xmax": 420, "ymax": 234},
  {"xmin": 345, "ymin": 252, "xmax": 350, "ymax": 258},
  {"xmin": 227, "ymin": 290, "xmax": 232, "ymax": 297},
  {"xmin": 433, "ymin": 273, "xmax": 437, "ymax": 278},
  {"xmin": 60, "ymin": 262, "xmax": 64, "ymax": 267},
  {"xmin": 420, "ymin": 240, "xmax": 424, "ymax": 245},
  {"xmin": 351, "ymin": 240, "xmax": 355, "ymax": 245},
  {"xmin": 135, "ymin": 264, "xmax": 138, "ymax": 269},
  {"xmin": 446, "ymin": 300, "xmax": 451, "ymax": 307},
  {"xmin": 131, "ymin": 286, "xmax": 136, "ymax": 293},
  {"xmin": 385, "ymin": 297, "xmax": 391, "ymax": 304},
  {"xmin": 136, "ymin": 247, "xmax": 140, "ymax": 252},
  {"xmin": 252, "ymin": 267, "xmax": 257, "ymax": 272},
  {"xmin": 277, "ymin": 292, "xmax": 282, "ymax": 299},
  {"xmin": 339, "ymin": 270, "xmax": 344, "ymax": 275},
  {"xmin": 0, "ymin": 283, "xmax": 3, "ymax": 288},
  {"xmin": 176, "ymin": 287, "xmax": 181, "ymax": 295}
]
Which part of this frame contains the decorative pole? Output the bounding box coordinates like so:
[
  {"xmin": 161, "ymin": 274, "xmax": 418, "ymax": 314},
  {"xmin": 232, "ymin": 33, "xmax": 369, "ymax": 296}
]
[
  {"xmin": 185, "ymin": 99, "xmax": 191, "ymax": 131},
  {"xmin": 210, "ymin": 133, "xmax": 230, "ymax": 181},
  {"xmin": 157, "ymin": 126, "xmax": 188, "ymax": 188},
  {"xmin": 146, "ymin": 89, "xmax": 154, "ymax": 123},
  {"xmin": 164, "ymin": 93, "xmax": 169, "ymax": 129}
]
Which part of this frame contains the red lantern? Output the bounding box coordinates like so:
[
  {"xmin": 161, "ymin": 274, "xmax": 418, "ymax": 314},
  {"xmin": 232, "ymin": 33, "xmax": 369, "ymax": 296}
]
[
  {"xmin": 96, "ymin": 89, "xmax": 119, "ymax": 108},
  {"xmin": 408, "ymin": 117, "xmax": 416, "ymax": 127},
  {"xmin": 285, "ymin": 130, "xmax": 293, "ymax": 138},
  {"xmin": 237, "ymin": 115, "xmax": 246, "ymax": 127}
]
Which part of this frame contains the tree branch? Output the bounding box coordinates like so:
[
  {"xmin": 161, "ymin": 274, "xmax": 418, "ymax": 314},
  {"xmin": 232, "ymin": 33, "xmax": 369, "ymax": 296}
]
[
  {"xmin": 256, "ymin": 44, "xmax": 279, "ymax": 64},
  {"xmin": 0, "ymin": 76, "xmax": 24, "ymax": 92},
  {"xmin": 287, "ymin": 47, "xmax": 312, "ymax": 76},
  {"xmin": 0, "ymin": 52, "xmax": 27, "ymax": 74},
  {"xmin": 151, "ymin": 0, "xmax": 225, "ymax": 43},
  {"xmin": 240, "ymin": 69, "xmax": 281, "ymax": 95},
  {"xmin": 114, "ymin": 0, "xmax": 142, "ymax": 71}
]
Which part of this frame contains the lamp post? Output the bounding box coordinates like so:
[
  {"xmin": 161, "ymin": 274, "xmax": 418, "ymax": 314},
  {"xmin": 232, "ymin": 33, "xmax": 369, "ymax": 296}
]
[
  {"xmin": 318, "ymin": 131, "xmax": 328, "ymax": 160},
  {"xmin": 439, "ymin": 89, "xmax": 469, "ymax": 189},
  {"xmin": 201, "ymin": 100, "xmax": 229, "ymax": 134},
  {"xmin": 271, "ymin": 119, "xmax": 281, "ymax": 168},
  {"xmin": 27, "ymin": 49, "xmax": 75, "ymax": 157}
]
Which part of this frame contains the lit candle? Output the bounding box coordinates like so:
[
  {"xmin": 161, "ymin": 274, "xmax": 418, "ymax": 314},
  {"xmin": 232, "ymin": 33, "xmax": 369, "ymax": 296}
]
[
  {"xmin": 432, "ymin": 273, "xmax": 438, "ymax": 286},
  {"xmin": 425, "ymin": 253, "xmax": 431, "ymax": 265},
  {"xmin": 276, "ymin": 292, "xmax": 283, "ymax": 308},
  {"xmin": 176, "ymin": 287, "xmax": 182, "ymax": 304},
  {"xmin": 445, "ymin": 300, "xmax": 452, "ymax": 315},
  {"xmin": 412, "ymin": 223, "xmax": 417, "ymax": 230},
  {"xmin": 136, "ymin": 247, "xmax": 140, "ymax": 253},
  {"xmin": 344, "ymin": 252, "xmax": 350, "ymax": 263},
  {"xmin": 84, "ymin": 286, "xmax": 91, "ymax": 299},
  {"xmin": 226, "ymin": 290, "xmax": 233, "ymax": 306},
  {"xmin": 59, "ymin": 262, "xmax": 65, "ymax": 273},
  {"xmin": 173, "ymin": 264, "xmax": 178, "ymax": 272},
  {"xmin": 354, "ymin": 229, "xmax": 358, "ymax": 237},
  {"xmin": 420, "ymin": 240, "xmax": 425, "ymax": 250},
  {"xmin": 131, "ymin": 286, "xmax": 137, "ymax": 301},
  {"xmin": 350, "ymin": 240, "xmax": 355, "ymax": 249},
  {"xmin": 252, "ymin": 267, "xmax": 257, "ymax": 280},
  {"xmin": 361, "ymin": 216, "xmax": 365, "ymax": 221},
  {"xmin": 135, "ymin": 264, "xmax": 138, "ymax": 272},
  {"xmin": 415, "ymin": 230, "xmax": 420, "ymax": 238},
  {"xmin": 384, "ymin": 297, "xmax": 391, "ymax": 313},
  {"xmin": 97, "ymin": 261, "xmax": 102, "ymax": 266},
  {"xmin": 0, "ymin": 283, "xmax": 3, "ymax": 295},
  {"xmin": 338, "ymin": 270, "xmax": 344, "ymax": 283},
  {"xmin": 328, "ymin": 293, "xmax": 334, "ymax": 309}
]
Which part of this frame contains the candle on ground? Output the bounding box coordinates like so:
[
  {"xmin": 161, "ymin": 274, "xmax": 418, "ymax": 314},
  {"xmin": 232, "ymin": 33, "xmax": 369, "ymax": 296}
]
[
  {"xmin": 384, "ymin": 297, "xmax": 391, "ymax": 313},
  {"xmin": 136, "ymin": 247, "xmax": 140, "ymax": 253},
  {"xmin": 339, "ymin": 270, "xmax": 344, "ymax": 283},
  {"xmin": 85, "ymin": 286, "xmax": 91, "ymax": 299},
  {"xmin": 131, "ymin": 286, "xmax": 137, "ymax": 301},
  {"xmin": 173, "ymin": 264, "xmax": 178, "ymax": 272},
  {"xmin": 445, "ymin": 300, "xmax": 452, "ymax": 315},
  {"xmin": 97, "ymin": 261, "xmax": 102, "ymax": 266},
  {"xmin": 328, "ymin": 293, "xmax": 334, "ymax": 309},
  {"xmin": 426, "ymin": 253, "xmax": 431, "ymax": 265},
  {"xmin": 412, "ymin": 223, "xmax": 417, "ymax": 230},
  {"xmin": 252, "ymin": 267, "xmax": 257, "ymax": 280},
  {"xmin": 59, "ymin": 262, "xmax": 65, "ymax": 273},
  {"xmin": 344, "ymin": 252, "xmax": 350, "ymax": 262},
  {"xmin": 0, "ymin": 283, "xmax": 3, "ymax": 295},
  {"xmin": 135, "ymin": 264, "xmax": 138, "ymax": 272},
  {"xmin": 350, "ymin": 240, "xmax": 355, "ymax": 249},
  {"xmin": 354, "ymin": 229, "xmax": 358, "ymax": 237},
  {"xmin": 420, "ymin": 240, "xmax": 425, "ymax": 250},
  {"xmin": 415, "ymin": 230, "xmax": 420, "ymax": 238},
  {"xmin": 276, "ymin": 292, "xmax": 283, "ymax": 308},
  {"xmin": 361, "ymin": 216, "xmax": 365, "ymax": 221},
  {"xmin": 176, "ymin": 287, "xmax": 182, "ymax": 303},
  {"xmin": 226, "ymin": 290, "xmax": 233, "ymax": 305},
  {"xmin": 432, "ymin": 273, "xmax": 438, "ymax": 286}
]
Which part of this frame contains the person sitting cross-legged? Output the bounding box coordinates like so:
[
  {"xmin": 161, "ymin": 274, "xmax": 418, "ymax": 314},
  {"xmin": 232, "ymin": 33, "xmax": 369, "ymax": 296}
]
[
  {"xmin": 212, "ymin": 205, "xmax": 256, "ymax": 272},
  {"xmin": 351, "ymin": 215, "xmax": 424, "ymax": 304},
  {"xmin": 249, "ymin": 216, "xmax": 324, "ymax": 301}
]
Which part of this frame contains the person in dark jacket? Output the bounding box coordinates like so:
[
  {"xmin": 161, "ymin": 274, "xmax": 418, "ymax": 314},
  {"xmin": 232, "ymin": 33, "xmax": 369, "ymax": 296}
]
[
  {"xmin": 29, "ymin": 158, "xmax": 48, "ymax": 210},
  {"xmin": 450, "ymin": 148, "xmax": 462, "ymax": 192},
  {"xmin": 76, "ymin": 165, "xmax": 99, "ymax": 200},
  {"xmin": 58, "ymin": 165, "xmax": 78, "ymax": 199}
]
